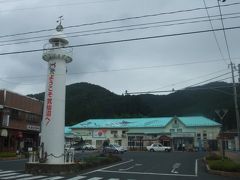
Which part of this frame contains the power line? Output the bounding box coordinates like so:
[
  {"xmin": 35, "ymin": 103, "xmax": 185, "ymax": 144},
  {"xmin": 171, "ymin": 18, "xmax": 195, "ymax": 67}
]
[
  {"xmin": 203, "ymin": 0, "xmax": 227, "ymax": 64},
  {"xmin": 127, "ymin": 83, "xmax": 234, "ymax": 95},
  {"xmin": 64, "ymin": 2, "xmax": 240, "ymax": 29},
  {"xmin": 218, "ymin": 0, "xmax": 232, "ymax": 63},
  {"xmin": 0, "ymin": 0, "xmax": 119, "ymax": 12},
  {"xmin": 1, "ymin": 58, "xmax": 233, "ymax": 83},
  {"xmin": 1, "ymin": 12, "xmax": 240, "ymax": 47},
  {"xmin": 0, "ymin": 25, "xmax": 240, "ymax": 56},
  {"xmin": 126, "ymin": 75, "xmax": 235, "ymax": 95},
  {"xmin": 186, "ymin": 71, "xmax": 231, "ymax": 88},
  {"xmin": 0, "ymin": 2, "xmax": 240, "ymax": 39},
  {"xmin": 150, "ymin": 68, "xmax": 230, "ymax": 91}
]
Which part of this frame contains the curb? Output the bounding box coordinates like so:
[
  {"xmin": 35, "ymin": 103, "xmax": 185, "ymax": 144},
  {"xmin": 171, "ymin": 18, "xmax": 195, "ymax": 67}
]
[{"xmin": 203, "ymin": 158, "xmax": 240, "ymax": 177}]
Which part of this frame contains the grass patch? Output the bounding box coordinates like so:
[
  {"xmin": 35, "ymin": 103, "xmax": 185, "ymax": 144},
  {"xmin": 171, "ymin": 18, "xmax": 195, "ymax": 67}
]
[{"xmin": 0, "ymin": 152, "xmax": 16, "ymax": 158}]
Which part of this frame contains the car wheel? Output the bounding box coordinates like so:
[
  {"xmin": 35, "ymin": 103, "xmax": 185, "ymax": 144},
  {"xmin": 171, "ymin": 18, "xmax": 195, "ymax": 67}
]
[{"xmin": 150, "ymin": 149, "xmax": 154, "ymax": 152}]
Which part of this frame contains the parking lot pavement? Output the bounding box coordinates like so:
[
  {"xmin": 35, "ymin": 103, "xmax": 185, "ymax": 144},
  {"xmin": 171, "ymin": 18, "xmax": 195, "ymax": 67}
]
[
  {"xmin": 98, "ymin": 151, "xmax": 200, "ymax": 176},
  {"xmin": 0, "ymin": 151, "xmax": 239, "ymax": 180},
  {"xmin": 81, "ymin": 151, "xmax": 239, "ymax": 180}
]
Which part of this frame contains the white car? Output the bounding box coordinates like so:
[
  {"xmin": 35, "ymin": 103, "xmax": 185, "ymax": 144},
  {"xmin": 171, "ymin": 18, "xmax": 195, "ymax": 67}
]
[
  {"xmin": 82, "ymin": 143, "xmax": 96, "ymax": 150},
  {"xmin": 146, "ymin": 143, "xmax": 172, "ymax": 152}
]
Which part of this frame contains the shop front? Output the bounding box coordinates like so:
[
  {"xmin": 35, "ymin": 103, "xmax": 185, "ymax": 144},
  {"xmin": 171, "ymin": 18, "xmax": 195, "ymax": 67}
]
[{"xmin": 171, "ymin": 132, "xmax": 195, "ymax": 151}]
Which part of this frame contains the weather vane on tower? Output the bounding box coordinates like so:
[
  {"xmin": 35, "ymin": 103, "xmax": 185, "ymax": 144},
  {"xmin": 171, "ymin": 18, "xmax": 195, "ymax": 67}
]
[{"xmin": 56, "ymin": 16, "xmax": 64, "ymax": 32}]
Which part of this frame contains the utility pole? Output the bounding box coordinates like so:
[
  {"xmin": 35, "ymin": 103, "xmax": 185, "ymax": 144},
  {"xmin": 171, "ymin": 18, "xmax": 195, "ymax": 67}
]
[
  {"xmin": 230, "ymin": 62, "xmax": 240, "ymax": 151},
  {"xmin": 215, "ymin": 109, "xmax": 228, "ymax": 158}
]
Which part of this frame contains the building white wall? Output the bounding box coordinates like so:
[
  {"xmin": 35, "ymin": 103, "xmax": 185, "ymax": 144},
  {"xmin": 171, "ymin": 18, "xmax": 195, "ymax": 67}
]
[
  {"xmin": 71, "ymin": 125, "xmax": 220, "ymax": 150},
  {"xmin": 71, "ymin": 128, "xmax": 128, "ymax": 148}
]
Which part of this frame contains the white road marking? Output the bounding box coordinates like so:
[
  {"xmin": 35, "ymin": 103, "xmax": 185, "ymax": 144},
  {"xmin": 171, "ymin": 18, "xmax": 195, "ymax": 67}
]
[
  {"xmin": 171, "ymin": 163, "xmax": 181, "ymax": 174},
  {"xmin": 1, "ymin": 174, "xmax": 32, "ymax": 179},
  {"xmin": 87, "ymin": 177, "xmax": 103, "ymax": 180},
  {"xmin": 195, "ymin": 159, "xmax": 198, "ymax": 176},
  {"xmin": 135, "ymin": 163, "xmax": 142, "ymax": 166},
  {"xmin": 0, "ymin": 172, "xmax": 19, "ymax": 177},
  {"xmin": 108, "ymin": 178, "xmax": 120, "ymax": 180},
  {"xmin": 40, "ymin": 176, "xmax": 64, "ymax": 180},
  {"xmin": 119, "ymin": 166, "xmax": 135, "ymax": 171},
  {"xmin": 100, "ymin": 170, "xmax": 197, "ymax": 177},
  {"xmin": 82, "ymin": 159, "xmax": 134, "ymax": 175},
  {"xmin": 0, "ymin": 170, "xmax": 14, "ymax": 174},
  {"xmin": 66, "ymin": 175, "xmax": 86, "ymax": 180},
  {"xmin": 17, "ymin": 175, "xmax": 46, "ymax": 180}
]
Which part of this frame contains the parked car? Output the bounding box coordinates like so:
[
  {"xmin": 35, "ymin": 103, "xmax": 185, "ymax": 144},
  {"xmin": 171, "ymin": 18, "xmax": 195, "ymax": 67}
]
[
  {"xmin": 82, "ymin": 143, "xmax": 96, "ymax": 150},
  {"xmin": 65, "ymin": 143, "xmax": 83, "ymax": 150},
  {"xmin": 103, "ymin": 144, "xmax": 126, "ymax": 154},
  {"xmin": 146, "ymin": 143, "xmax": 172, "ymax": 152}
]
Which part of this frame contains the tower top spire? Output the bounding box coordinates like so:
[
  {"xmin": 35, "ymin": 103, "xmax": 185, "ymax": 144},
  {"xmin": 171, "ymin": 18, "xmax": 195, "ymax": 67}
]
[{"xmin": 56, "ymin": 16, "xmax": 64, "ymax": 32}]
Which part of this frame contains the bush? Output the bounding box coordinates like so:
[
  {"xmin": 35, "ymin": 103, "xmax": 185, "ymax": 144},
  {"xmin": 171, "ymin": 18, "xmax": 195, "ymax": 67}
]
[
  {"xmin": 208, "ymin": 159, "xmax": 240, "ymax": 172},
  {"xmin": 80, "ymin": 154, "xmax": 121, "ymax": 169},
  {"xmin": 206, "ymin": 153, "xmax": 222, "ymax": 160},
  {"xmin": 0, "ymin": 152, "xmax": 16, "ymax": 158}
]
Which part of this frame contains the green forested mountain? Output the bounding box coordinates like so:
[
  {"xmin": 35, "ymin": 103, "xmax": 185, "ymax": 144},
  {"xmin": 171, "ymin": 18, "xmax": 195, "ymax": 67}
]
[{"xmin": 28, "ymin": 82, "xmax": 239, "ymax": 130}]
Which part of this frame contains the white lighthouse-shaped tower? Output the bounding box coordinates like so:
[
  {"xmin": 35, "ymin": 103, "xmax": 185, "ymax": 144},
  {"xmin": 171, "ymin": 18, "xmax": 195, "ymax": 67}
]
[{"xmin": 41, "ymin": 18, "xmax": 72, "ymax": 164}]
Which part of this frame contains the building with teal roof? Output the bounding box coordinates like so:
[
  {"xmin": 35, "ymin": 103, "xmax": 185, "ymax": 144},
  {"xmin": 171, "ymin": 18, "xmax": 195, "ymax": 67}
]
[{"xmin": 69, "ymin": 116, "xmax": 221, "ymax": 151}]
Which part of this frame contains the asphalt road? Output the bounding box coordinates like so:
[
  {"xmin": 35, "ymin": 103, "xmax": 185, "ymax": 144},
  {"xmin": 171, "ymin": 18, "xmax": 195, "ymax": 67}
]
[
  {"xmin": 0, "ymin": 151, "xmax": 239, "ymax": 180},
  {"xmin": 79, "ymin": 151, "xmax": 239, "ymax": 180}
]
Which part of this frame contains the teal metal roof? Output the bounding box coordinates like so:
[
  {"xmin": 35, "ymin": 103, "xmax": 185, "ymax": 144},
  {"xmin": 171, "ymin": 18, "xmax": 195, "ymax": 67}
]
[
  {"xmin": 65, "ymin": 126, "xmax": 72, "ymax": 134},
  {"xmin": 71, "ymin": 117, "xmax": 171, "ymax": 129},
  {"xmin": 71, "ymin": 116, "xmax": 221, "ymax": 129},
  {"xmin": 179, "ymin": 116, "xmax": 221, "ymax": 127}
]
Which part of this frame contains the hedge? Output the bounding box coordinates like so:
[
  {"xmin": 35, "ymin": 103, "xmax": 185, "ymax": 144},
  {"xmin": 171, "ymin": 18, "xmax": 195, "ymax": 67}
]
[
  {"xmin": 207, "ymin": 159, "xmax": 240, "ymax": 172},
  {"xmin": 0, "ymin": 152, "xmax": 16, "ymax": 158}
]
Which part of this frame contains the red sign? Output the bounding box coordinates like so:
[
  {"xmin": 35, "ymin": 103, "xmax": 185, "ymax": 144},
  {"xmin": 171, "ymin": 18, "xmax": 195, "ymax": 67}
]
[{"xmin": 45, "ymin": 62, "xmax": 56, "ymax": 126}]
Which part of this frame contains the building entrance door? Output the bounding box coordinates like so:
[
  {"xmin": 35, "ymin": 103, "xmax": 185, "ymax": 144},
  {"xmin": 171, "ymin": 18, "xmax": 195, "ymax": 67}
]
[{"xmin": 173, "ymin": 137, "xmax": 194, "ymax": 151}]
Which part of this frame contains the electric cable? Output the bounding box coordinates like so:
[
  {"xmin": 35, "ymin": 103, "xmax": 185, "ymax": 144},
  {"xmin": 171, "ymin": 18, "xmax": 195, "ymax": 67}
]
[
  {"xmin": 203, "ymin": 0, "xmax": 227, "ymax": 64},
  {"xmin": 1, "ymin": 58, "xmax": 233, "ymax": 85},
  {"xmin": 126, "ymin": 77, "xmax": 235, "ymax": 95},
  {"xmin": 218, "ymin": 0, "xmax": 232, "ymax": 63},
  {"xmin": 0, "ymin": 25, "xmax": 239, "ymax": 56},
  {"xmin": 150, "ymin": 68, "xmax": 230, "ymax": 91},
  {"xmin": 1, "ymin": 12, "xmax": 240, "ymax": 47},
  {"xmin": 0, "ymin": 2, "xmax": 239, "ymax": 39}
]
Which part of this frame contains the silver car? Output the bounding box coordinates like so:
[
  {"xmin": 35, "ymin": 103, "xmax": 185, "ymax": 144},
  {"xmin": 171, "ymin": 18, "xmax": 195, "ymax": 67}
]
[{"xmin": 103, "ymin": 144, "xmax": 126, "ymax": 154}]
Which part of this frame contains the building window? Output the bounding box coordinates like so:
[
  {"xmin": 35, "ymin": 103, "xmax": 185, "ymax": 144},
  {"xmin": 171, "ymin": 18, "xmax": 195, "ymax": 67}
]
[
  {"xmin": 172, "ymin": 119, "xmax": 179, "ymax": 128},
  {"xmin": 28, "ymin": 114, "xmax": 34, "ymax": 121},
  {"xmin": 122, "ymin": 131, "xmax": 127, "ymax": 138},
  {"xmin": 203, "ymin": 133, "xmax": 207, "ymax": 140},
  {"xmin": 135, "ymin": 136, "xmax": 143, "ymax": 147},
  {"xmin": 177, "ymin": 129, "xmax": 182, "ymax": 133},
  {"xmin": 111, "ymin": 130, "xmax": 118, "ymax": 137},
  {"xmin": 170, "ymin": 129, "xmax": 175, "ymax": 133},
  {"xmin": 197, "ymin": 133, "xmax": 201, "ymax": 139},
  {"xmin": 128, "ymin": 136, "xmax": 135, "ymax": 147},
  {"xmin": 11, "ymin": 109, "xmax": 19, "ymax": 120}
]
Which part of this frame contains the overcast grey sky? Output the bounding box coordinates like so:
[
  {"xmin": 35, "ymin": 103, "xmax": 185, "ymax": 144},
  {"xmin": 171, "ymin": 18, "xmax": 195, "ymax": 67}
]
[{"xmin": 0, "ymin": 0, "xmax": 240, "ymax": 95}]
